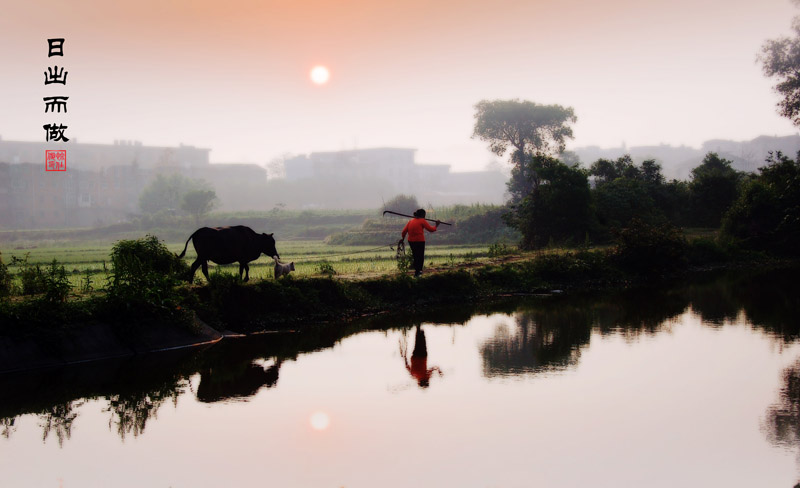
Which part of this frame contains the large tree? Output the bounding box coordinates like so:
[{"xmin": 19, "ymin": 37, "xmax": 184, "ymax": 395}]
[
  {"xmin": 759, "ymin": 6, "xmax": 800, "ymax": 126},
  {"xmin": 472, "ymin": 99, "xmax": 577, "ymax": 162},
  {"xmin": 473, "ymin": 99, "xmax": 577, "ymax": 206}
]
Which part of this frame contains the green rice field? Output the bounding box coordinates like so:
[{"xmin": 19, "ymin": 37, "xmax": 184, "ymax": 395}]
[{"xmin": 0, "ymin": 239, "xmax": 504, "ymax": 289}]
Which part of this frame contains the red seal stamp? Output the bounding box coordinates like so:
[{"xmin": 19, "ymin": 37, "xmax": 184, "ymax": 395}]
[{"xmin": 45, "ymin": 150, "xmax": 66, "ymax": 171}]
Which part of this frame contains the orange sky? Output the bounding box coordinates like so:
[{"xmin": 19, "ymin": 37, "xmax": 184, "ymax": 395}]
[{"xmin": 1, "ymin": 0, "xmax": 797, "ymax": 170}]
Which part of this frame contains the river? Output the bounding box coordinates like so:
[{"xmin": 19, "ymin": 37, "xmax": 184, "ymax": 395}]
[{"xmin": 1, "ymin": 267, "xmax": 799, "ymax": 487}]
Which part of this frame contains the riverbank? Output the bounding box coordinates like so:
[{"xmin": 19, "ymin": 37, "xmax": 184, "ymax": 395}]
[{"xmin": 1, "ymin": 246, "xmax": 797, "ymax": 374}]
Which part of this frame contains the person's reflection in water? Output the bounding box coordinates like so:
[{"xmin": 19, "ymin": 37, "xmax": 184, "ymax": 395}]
[{"xmin": 402, "ymin": 325, "xmax": 442, "ymax": 388}]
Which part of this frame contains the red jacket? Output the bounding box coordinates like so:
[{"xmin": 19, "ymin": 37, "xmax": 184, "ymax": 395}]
[{"xmin": 402, "ymin": 218, "xmax": 437, "ymax": 242}]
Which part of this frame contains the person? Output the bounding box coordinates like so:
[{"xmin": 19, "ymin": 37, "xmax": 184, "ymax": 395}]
[{"xmin": 400, "ymin": 208, "xmax": 440, "ymax": 277}]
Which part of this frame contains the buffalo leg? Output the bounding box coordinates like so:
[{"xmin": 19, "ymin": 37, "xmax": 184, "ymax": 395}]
[
  {"xmin": 201, "ymin": 261, "xmax": 210, "ymax": 281},
  {"xmin": 189, "ymin": 259, "xmax": 202, "ymax": 284},
  {"xmin": 240, "ymin": 263, "xmax": 250, "ymax": 282}
]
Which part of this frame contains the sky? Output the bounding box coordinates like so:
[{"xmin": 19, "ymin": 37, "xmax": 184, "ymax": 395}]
[{"xmin": 1, "ymin": 0, "xmax": 798, "ymax": 172}]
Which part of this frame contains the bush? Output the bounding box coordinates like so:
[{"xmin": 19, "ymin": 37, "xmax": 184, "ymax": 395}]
[
  {"xmin": 317, "ymin": 261, "xmax": 337, "ymax": 276},
  {"xmin": 106, "ymin": 235, "xmax": 189, "ymax": 317},
  {"xmin": 41, "ymin": 259, "xmax": 72, "ymax": 303},
  {"xmin": 613, "ymin": 218, "xmax": 688, "ymax": 274},
  {"xmin": 686, "ymin": 237, "xmax": 731, "ymax": 266},
  {"xmin": 0, "ymin": 252, "xmax": 12, "ymax": 298},
  {"xmin": 12, "ymin": 253, "xmax": 47, "ymax": 295},
  {"xmin": 488, "ymin": 241, "xmax": 514, "ymax": 258},
  {"xmin": 382, "ymin": 194, "xmax": 420, "ymax": 216}
]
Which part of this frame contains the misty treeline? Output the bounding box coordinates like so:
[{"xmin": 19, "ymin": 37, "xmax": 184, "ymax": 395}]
[
  {"xmin": 326, "ymin": 194, "xmax": 517, "ymax": 245},
  {"xmin": 473, "ymin": 99, "xmax": 800, "ymax": 254}
]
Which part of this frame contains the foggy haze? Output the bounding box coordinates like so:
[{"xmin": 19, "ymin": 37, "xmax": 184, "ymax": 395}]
[{"xmin": 1, "ymin": 0, "xmax": 798, "ymax": 173}]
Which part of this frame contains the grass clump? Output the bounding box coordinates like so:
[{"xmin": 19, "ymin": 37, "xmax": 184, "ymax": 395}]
[{"xmin": 105, "ymin": 235, "xmax": 189, "ymax": 320}]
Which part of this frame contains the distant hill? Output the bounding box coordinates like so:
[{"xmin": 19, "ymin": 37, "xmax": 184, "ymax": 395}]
[{"xmin": 571, "ymin": 134, "xmax": 800, "ymax": 180}]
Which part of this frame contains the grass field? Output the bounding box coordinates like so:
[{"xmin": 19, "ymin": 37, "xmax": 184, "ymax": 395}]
[{"xmin": 0, "ymin": 239, "xmax": 506, "ymax": 290}]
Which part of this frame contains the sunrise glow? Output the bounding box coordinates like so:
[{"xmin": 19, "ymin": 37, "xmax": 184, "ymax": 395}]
[
  {"xmin": 310, "ymin": 411, "xmax": 330, "ymax": 430},
  {"xmin": 310, "ymin": 65, "xmax": 330, "ymax": 85}
]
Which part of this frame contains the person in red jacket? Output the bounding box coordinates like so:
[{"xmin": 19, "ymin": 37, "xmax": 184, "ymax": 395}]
[{"xmin": 401, "ymin": 208, "xmax": 440, "ymax": 277}]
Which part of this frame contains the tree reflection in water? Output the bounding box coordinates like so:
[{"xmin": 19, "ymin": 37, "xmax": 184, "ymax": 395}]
[
  {"xmin": 764, "ymin": 359, "xmax": 800, "ymax": 458},
  {"xmin": 1, "ymin": 417, "xmax": 15, "ymax": 439},
  {"xmin": 38, "ymin": 401, "xmax": 82, "ymax": 446},
  {"xmin": 480, "ymin": 287, "xmax": 686, "ymax": 377},
  {"xmin": 105, "ymin": 383, "xmax": 185, "ymax": 440},
  {"xmin": 1, "ymin": 266, "xmax": 799, "ymax": 446}
]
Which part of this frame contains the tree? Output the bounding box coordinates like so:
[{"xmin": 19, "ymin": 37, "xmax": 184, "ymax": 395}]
[
  {"xmin": 589, "ymin": 155, "xmax": 640, "ymax": 186},
  {"xmin": 181, "ymin": 189, "xmax": 218, "ymax": 223},
  {"xmin": 759, "ymin": 8, "xmax": 800, "ymax": 126},
  {"xmin": 507, "ymin": 155, "xmax": 591, "ymax": 249},
  {"xmin": 473, "ymin": 99, "xmax": 581, "ymax": 248},
  {"xmin": 722, "ymin": 151, "xmax": 800, "ymax": 253},
  {"xmin": 589, "ymin": 156, "xmax": 672, "ymax": 232},
  {"xmin": 138, "ymin": 174, "xmax": 209, "ymax": 215},
  {"xmin": 593, "ymin": 178, "xmax": 658, "ymax": 229},
  {"xmin": 688, "ymin": 153, "xmax": 743, "ymax": 227},
  {"xmin": 473, "ymin": 99, "xmax": 577, "ymax": 162},
  {"xmin": 474, "ymin": 99, "xmax": 577, "ymax": 207},
  {"xmin": 382, "ymin": 194, "xmax": 420, "ymax": 215}
]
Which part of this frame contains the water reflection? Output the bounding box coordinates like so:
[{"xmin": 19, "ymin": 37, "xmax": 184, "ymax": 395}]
[
  {"xmin": 0, "ymin": 266, "xmax": 798, "ymax": 450},
  {"xmin": 105, "ymin": 384, "xmax": 184, "ymax": 440},
  {"xmin": 197, "ymin": 358, "xmax": 282, "ymax": 403},
  {"xmin": 764, "ymin": 359, "xmax": 800, "ymax": 457},
  {"xmin": 39, "ymin": 401, "xmax": 80, "ymax": 446},
  {"xmin": 401, "ymin": 325, "xmax": 442, "ymax": 388}
]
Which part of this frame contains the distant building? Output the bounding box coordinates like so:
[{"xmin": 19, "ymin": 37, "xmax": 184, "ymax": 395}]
[
  {"xmin": 0, "ymin": 139, "xmax": 210, "ymax": 170},
  {"xmin": 572, "ymin": 134, "xmax": 800, "ymax": 180},
  {"xmin": 0, "ymin": 138, "xmax": 259, "ymax": 229},
  {"xmin": 284, "ymin": 147, "xmax": 506, "ymax": 206}
]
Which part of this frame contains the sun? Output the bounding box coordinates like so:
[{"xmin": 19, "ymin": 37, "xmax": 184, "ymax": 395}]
[
  {"xmin": 310, "ymin": 411, "xmax": 330, "ymax": 430},
  {"xmin": 310, "ymin": 65, "xmax": 330, "ymax": 85}
]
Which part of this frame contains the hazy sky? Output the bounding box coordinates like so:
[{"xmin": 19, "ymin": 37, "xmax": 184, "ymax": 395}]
[{"xmin": 1, "ymin": 0, "xmax": 798, "ymax": 171}]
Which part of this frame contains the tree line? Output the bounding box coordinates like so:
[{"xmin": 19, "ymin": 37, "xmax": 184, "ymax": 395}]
[{"xmin": 473, "ymin": 99, "xmax": 800, "ymax": 254}]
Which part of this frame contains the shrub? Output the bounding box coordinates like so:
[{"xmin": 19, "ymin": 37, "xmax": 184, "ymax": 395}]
[
  {"xmin": 12, "ymin": 253, "xmax": 47, "ymax": 295},
  {"xmin": 7, "ymin": 254, "xmax": 71, "ymax": 302},
  {"xmin": 106, "ymin": 235, "xmax": 189, "ymax": 317},
  {"xmin": 0, "ymin": 252, "xmax": 12, "ymax": 298},
  {"xmin": 686, "ymin": 237, "xmax": 730, "ymax": 266},
  {"xmin": 383, "ymin": 194, "xmax": 420, "ymax": 216},
  {"xmin": 613, "ymin": 218, "xmax": 688, "ymax": 274},
  {"xmin": 488, "ymin": 241, "xmax": 513, "ymax": 258},
  {"xmin": 42, "ymin": 259, "xmax": 72, "ymax": 303},
  {"xmin": 317, "ymin": 261, "xmax": 337, "ymax": 276}
]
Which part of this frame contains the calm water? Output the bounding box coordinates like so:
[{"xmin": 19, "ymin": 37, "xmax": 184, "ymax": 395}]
[{"xmin": 2, "ymin": 268, "xmax": 800, "ymax": 487}]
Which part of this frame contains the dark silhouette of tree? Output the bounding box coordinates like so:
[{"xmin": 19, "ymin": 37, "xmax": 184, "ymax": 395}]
[
  {"xmin": 507, "ymin": 154, "xmax": 592, "ymax": 249},
  {"xmin": 688, "ymin": 152, "xmax": 743, "ymax": 227},
  {"xmin": 759, "ymin": 4, "xmax": 800, "ymax": 126},
  {"xmin": 722, "ymin": 151, "xmax": 800, "ymax": 254},
  {"xmin": 589, "ymin": 155, "xmax": 641, "ymax": 185},
  {"xmin": 589, "ymin": 156, "xmax": 678, "ymax": 232}
]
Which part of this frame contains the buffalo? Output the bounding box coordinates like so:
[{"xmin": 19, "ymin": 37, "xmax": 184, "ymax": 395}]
[{"xmin": 178, "ymin": 226, "xmax": 279, "ymax": 283}]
